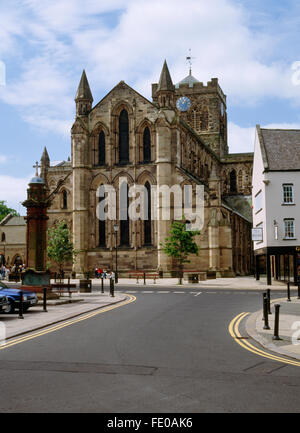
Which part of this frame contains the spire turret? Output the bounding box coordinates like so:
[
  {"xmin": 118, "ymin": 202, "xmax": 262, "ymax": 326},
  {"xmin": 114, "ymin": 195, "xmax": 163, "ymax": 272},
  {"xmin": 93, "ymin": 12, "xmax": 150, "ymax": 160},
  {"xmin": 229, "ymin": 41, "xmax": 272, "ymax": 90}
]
[
  {"xmin": 40, "ymin": 146, "xmax": 50, "ymax": 182},
  {"xmin": 75, "ymin": 70, "xmax": 93, "ymax": 116},
  {"xmin": 41, "ymin": 147, "xmax": 50, "ymax": 167},
  {"xmin": 156, "ymin": 60, "xmax": 175, "ymax": 109}
]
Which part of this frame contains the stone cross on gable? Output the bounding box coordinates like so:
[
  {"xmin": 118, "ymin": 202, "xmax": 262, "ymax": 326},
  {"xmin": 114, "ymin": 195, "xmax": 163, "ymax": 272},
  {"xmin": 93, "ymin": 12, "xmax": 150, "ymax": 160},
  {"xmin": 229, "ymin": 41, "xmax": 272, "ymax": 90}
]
[{"xmin": 33, "ymin": 161, "xmax": 41, "ymax": 177}]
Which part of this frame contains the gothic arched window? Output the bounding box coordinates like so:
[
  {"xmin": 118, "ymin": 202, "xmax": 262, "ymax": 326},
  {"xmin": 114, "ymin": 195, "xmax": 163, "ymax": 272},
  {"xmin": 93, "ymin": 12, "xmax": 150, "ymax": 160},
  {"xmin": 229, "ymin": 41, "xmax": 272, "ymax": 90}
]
[
  {"xmin": 144, "ymin": 182, "xmax": 152, "ymax": 245},
  {"xmin": 120, "ymin": 181, "xmax": 129, "ymax": 246},
  {"xmin": 230, "ymin": 169, "xmax": 237, "ymax": 193},
  {"xmin": 98, "ymin": 184, "xmax": 106, "ymax": 247},
  {"xmin": 119, "ymin": 109, "xmax": 129, "ymax": 164},
  {"xmin": 62, "ymin": 190, "xmax": 68, "ymax": 209},
  {"xmin": 143, "ymin": 127, "xmax": 151, "ymax": 163},
  {"xmin": 98, "ymin": 131, "xmax": 106, "ymax": 166}
]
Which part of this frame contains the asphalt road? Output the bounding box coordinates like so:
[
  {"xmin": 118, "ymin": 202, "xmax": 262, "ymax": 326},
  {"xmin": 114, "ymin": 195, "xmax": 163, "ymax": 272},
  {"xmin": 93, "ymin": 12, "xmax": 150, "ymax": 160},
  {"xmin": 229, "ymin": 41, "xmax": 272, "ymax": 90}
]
[{"xmin": 0, "ymin": 285, "xmax": 299, "ymax": 413}]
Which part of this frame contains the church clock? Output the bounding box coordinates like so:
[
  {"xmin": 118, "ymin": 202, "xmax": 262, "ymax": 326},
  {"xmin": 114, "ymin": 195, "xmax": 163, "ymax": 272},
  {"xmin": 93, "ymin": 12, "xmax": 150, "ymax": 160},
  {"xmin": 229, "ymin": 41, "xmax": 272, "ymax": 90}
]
[{"xmin": 176, "ymin": 96, "xmax": 191, "ymax": 112}]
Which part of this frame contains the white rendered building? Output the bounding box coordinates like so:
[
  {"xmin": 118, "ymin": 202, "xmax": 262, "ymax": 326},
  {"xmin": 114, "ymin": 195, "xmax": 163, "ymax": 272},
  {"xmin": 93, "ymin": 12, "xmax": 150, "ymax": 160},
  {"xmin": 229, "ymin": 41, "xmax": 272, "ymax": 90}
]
[{"xmin": 252, "ymin": 125, "xmax": 300, "ymax": 285}]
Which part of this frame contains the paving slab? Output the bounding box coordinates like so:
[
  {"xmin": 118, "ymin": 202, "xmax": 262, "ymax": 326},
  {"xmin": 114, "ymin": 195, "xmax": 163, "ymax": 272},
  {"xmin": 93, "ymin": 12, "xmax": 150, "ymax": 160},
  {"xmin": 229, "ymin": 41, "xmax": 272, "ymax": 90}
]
[
  {"xmin": 246, "ymin": 297, "xmax": 300, "ymax": 361},
  {"xmin": 0, "ymin": 293, "xmax": 128, "ymax": 340}
]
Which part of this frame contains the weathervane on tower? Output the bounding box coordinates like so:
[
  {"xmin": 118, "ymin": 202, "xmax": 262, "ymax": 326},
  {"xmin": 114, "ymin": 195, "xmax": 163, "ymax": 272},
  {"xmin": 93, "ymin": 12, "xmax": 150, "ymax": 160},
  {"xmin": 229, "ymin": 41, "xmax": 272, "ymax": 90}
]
[{"xmin": 186, "ymin": 49, "xmax": 195, "ymax": 76}]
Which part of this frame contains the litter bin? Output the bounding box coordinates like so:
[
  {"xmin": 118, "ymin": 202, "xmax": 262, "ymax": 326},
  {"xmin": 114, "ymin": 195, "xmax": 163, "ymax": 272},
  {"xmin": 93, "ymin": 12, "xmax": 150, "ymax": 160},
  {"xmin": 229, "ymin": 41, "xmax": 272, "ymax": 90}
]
[
  {"xmin": 79, "ymin": 279, "xmax": 92, "ymax": 293},
  {"xmin": 188, "ymin": 274, "xmax": 199, "ymax": 283}
]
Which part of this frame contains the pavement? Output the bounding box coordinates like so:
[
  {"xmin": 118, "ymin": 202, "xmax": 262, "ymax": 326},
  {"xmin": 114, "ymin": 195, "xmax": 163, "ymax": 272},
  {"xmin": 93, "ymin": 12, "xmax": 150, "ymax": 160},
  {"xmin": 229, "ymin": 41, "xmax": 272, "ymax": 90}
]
[
  {"xmin": 1, "ymin": 275, "xmax": 300, "ymax": 363},
  {"xmin": 246, "ymin": 296, "xmax": 300, "ymax": 362},
  {"xmin": 0, "ymin": 292, "xmax": 127, "ymax": 340},
  {"xmin": 53, "ymin": 275, "xmax": 290, "ymax": 290}
]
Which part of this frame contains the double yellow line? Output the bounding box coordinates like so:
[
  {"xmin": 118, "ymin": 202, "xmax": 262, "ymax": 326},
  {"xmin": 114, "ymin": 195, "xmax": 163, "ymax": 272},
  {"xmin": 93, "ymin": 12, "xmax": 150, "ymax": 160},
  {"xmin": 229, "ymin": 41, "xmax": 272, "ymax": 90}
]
[
  {"xmin": 229, "ymin": 312, "xmax": 300, "ymax": 368},
  {"xmin": 0, "ymin": 294, "xmax": 136, "ymax": 351}
]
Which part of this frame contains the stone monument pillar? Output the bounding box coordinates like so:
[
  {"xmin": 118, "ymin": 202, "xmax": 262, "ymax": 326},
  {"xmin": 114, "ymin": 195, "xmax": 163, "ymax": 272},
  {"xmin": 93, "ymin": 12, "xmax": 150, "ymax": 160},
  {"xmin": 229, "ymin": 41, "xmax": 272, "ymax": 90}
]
[{"xmin": 21, "ymin": 162, "xmax": 51, "ymax": 286}]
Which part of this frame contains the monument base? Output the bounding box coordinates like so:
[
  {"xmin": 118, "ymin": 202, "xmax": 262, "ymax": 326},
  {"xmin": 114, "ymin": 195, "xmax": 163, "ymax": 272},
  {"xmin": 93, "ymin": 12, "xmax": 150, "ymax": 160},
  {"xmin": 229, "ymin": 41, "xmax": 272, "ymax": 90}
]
[{"xmin": 21, "ymin": 269, "xmax": 51, "ymax": 287}]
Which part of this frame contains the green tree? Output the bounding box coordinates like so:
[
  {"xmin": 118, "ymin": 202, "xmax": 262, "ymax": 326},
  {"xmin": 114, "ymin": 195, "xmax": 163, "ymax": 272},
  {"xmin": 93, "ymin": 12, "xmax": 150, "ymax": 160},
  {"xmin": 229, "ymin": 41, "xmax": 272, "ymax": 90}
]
[
  {"xmin": 47, "ymin": 221, "xmax": 77, "ymax": 277},
  {"xmin": 0, "ymin": 200, "xmax": 19, "ymax": 222},
  {"xmin": 161, "ymin": 218, "xmax": 200, "ymax": 284}
]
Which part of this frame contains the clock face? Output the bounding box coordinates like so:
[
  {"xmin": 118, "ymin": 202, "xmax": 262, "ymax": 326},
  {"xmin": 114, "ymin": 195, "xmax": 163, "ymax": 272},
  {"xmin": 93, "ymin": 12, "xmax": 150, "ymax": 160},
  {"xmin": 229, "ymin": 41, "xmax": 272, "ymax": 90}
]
[{"xmin": 176, "ymin": 96, "xmax": 191, "ymax": 112}]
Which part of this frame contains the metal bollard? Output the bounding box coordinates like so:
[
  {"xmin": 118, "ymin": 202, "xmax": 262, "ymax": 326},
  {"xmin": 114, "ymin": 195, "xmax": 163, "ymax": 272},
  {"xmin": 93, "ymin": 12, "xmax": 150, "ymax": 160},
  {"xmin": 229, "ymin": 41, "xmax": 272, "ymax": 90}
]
[
  {"xmin": 143, "ymin": 272, "xmax": 146, "ymax": 285},
  {"xmin": 110, "ymin": 278, "xmax": 114, "ymax": 297},
  {"xmin": 101, "ymin": 277, "xmax": 104, "ymax": 294},
  {"xmin": 43, "ymin": 287, "xmax": 47, "ymax": 312},
  {"xmin": 18, "ymin": 290, "xmax": 24, "ymax": 319},
  {"xmin": 287, "ymin": 281, "xmax": 291, "ymax": 302},
  {"xmin": 297, "ymin": 283, "xmax": 300, "ymax": 300},
  {"xmin": 266, "ymin": 288, "xmax": 272, "ymax": 315},
  {"xmin": 273, "ymin": 304, "xmax": 281, "ymax": 340},
  {"xmin": 263, "ymin": 293, "xmax": 270, "ymax": 330},
  {"xmin": 68, "ymin": 278, "xmax": 71, "ymax": 298}
]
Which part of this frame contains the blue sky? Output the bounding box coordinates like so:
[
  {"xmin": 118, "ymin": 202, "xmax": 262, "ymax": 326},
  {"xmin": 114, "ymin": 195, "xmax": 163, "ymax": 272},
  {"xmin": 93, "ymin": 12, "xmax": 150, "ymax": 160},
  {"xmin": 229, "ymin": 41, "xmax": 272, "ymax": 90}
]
[{"xmin": 1, "ymin": 0, "xmax": 300, "ymax": 214}]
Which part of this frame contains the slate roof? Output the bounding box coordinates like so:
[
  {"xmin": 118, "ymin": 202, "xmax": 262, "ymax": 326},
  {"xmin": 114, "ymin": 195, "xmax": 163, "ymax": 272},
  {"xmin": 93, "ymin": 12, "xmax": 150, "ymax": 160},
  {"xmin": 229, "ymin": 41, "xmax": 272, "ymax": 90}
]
[
  {"xmin": 222, "ymin": 195, "xmax": 252, "ymax": 223},
  {"xmin": 175, "ymin": 72, "xmax": 200, "ymax": 88},
  {"xmin": 0, "ymin": 215, "xmax": 25, "ymax": 226},
  {"xmin": 259, "ymin": 127, "xmax": 300, "ymax": 171}
]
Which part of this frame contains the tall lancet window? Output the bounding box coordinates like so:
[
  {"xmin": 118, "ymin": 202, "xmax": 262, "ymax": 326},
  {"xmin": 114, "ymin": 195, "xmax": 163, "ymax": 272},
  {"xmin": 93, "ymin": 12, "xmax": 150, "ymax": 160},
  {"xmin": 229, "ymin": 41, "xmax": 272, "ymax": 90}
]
[
  {"xmin": 119, "ymin": 109, "xmax": 129, "ymax": 164},
  {"xmin": 230, "ymin": 169, "xmax": 237, "ymax": 193},
  {"xmin": 143, "ymin": 127, "xmax": 151, "ymax": 163},
  {"xmin": 62, "ymin": 190, "xmax": 68, "ymax": 209},
  {"xmin": 144, "ymin": 182, "xmax": 152, "ymax": 245},
  {"xmin": 98, "ymin": 185, "xmax": 106, "ymax": 247},
  {"xmin": 120, "ymin": 181, "xmax": 129, "ymax": 246},
  {"xmin": 98, "ymin": 131, "xmax": 106, "ymax": 165}
]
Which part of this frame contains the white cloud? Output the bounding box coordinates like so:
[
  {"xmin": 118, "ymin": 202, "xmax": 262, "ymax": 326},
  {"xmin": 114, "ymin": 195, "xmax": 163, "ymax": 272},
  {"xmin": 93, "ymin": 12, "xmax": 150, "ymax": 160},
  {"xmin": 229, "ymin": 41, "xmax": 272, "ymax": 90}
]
[
  {"xmin": 228, "ymin": 121, "xmax": 300, "ymax": 155},
  {"xmin": 228, "ymin": 122, "xmax": 255, "ymax": 154},
  {"xmin": 0, "ymin": 156, "xmax": 8, "ymax": 164},
  {"xmin": 0, "ymin": 174, "xmax": 31, "ymax": 215},
  {"xmin": 0, "ymin": 0, "xmax": 300, "ymax": 136}
]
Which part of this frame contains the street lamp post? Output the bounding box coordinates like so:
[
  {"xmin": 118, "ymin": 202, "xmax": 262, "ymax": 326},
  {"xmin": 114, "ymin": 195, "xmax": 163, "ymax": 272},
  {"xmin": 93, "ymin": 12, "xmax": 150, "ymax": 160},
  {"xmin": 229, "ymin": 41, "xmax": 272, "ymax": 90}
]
[
  {"xmin": 113, "ymin": 224, "xmax": 119, "ymax": 283},
  {"xmin": 0, "ymin": 232, "xmax": 6, "ymax": 267}
]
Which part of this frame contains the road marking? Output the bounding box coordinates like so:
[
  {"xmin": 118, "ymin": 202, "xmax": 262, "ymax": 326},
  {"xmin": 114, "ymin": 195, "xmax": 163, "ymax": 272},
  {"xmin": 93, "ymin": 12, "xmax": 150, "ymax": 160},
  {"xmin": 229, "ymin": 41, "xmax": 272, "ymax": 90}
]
[
  {"xmin": 0, "ymin": 295, "xmax": 136, "ymax": 351},
  {"xmin": 141, "ymin": 291, "xmax": 154, "ymax": 293},
  {"xmin": 157, "ymin": 291, "xmax": 170, "ymax": 294},
  {"xmin": 194, "ymin": 292, "xmax": 202, "ymax": 297},
  {"xmin": 173, "ymin": 291, "xmax": 185, "ymax": 294},
  {"xmin": 229, "ymin": 312, "xmax": 300, "ymax": 368}
]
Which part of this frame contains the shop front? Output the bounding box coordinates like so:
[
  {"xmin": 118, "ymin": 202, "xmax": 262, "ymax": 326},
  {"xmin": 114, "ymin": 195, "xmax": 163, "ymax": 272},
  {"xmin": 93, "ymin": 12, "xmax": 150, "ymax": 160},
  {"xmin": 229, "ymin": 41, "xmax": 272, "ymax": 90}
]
[{"xmin": 254, "ymin": 246, "xmax": 300, "ymax": 286}]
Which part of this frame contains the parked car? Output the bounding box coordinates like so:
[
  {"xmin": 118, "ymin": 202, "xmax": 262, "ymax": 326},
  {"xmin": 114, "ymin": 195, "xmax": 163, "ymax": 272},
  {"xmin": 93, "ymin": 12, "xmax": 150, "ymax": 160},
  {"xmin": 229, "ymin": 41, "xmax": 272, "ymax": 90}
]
[
  {"xmin": 0, "ymin": 294, "xmax": 9, "ymax": 313},
  {"xmin": 0, "ymin": 281, "xmax": 38, "ymax": 314}
]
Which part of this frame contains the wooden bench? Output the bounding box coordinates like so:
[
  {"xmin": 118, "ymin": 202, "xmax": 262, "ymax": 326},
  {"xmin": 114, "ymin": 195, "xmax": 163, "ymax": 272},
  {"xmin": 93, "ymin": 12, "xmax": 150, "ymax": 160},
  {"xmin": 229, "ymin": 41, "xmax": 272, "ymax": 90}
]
[
  {"xmin": 128, "ymin": 272, "xmax": 159, "ymax": 284},
  {"xmin": 50, "ymin": 283, "xmax": 77, "ymax": 297}
]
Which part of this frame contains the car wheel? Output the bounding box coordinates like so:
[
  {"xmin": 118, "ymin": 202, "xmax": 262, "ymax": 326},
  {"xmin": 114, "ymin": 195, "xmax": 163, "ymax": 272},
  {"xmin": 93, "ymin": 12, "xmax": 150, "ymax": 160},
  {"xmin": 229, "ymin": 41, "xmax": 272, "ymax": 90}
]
[{"xmin": 4, "ymin": 301, "xmax": 15, "ymax": 314}]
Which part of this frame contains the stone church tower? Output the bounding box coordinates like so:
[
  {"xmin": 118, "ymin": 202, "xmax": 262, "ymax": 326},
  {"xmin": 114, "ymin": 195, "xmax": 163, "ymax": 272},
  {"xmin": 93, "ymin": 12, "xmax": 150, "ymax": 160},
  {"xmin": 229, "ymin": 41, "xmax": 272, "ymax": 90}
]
[{"xmin": 42, "ymin": 60, "xmax": 253, "ymax": 278}]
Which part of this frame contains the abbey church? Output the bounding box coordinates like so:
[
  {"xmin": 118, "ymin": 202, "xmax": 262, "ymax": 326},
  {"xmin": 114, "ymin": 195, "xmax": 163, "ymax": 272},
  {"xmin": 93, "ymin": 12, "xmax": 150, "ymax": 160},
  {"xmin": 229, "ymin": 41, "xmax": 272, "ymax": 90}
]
[{"xmin": 39, "ymin": 60, "xmax": 253, "ymax": 277}]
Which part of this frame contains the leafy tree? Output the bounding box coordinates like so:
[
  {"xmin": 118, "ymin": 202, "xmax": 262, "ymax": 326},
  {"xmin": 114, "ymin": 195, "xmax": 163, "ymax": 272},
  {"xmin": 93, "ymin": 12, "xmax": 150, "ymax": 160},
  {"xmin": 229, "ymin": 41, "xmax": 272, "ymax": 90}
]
[
  {"xmin": 161, "ymin": 218, "xmax": 200, "ymax": 284},
  {"xmin": 47, "ymin": 221, "xmax": 77, "ymax": 277},
  {"xmin": 0, "ymin": 200, "xmax": 19, "ymax": 222}
]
